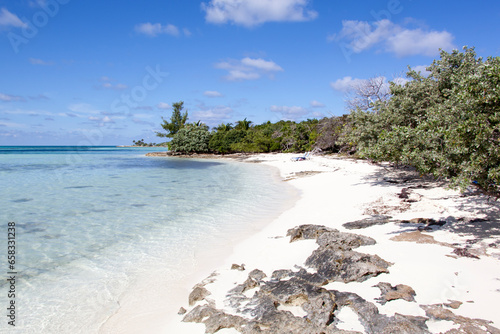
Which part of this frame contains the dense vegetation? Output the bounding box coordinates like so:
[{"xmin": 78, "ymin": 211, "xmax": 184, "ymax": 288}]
[
  {"xmin": 345, "ymin": 47, "xmax": 499, "ymax": 195},
  {"xmin": 146, "ymin": 47, "xmax": 499, "ymax": 195}
]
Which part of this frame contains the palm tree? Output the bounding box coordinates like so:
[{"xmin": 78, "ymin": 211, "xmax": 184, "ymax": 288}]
[
  {"xmin": 235, "ymin": 118, "xmax": 253, "ymax": 131},
  {"xmin": 215, "ymin": 123, "xmax": 233, "ymax": 132}
]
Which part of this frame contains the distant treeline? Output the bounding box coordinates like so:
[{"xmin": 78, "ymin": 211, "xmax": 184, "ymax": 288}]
[{"xmin": 143, "ymin": 47, "xmax": 499, "ymax": 195}]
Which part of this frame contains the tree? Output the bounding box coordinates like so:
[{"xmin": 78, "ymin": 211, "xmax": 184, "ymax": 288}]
[
  {"xmin": 315, "ymin": 115, "xmax": 351, "ymax": 153},
  {"xmin": 345, "ymin": 76, "xmax": 391, "ymax": 112},
  {"xmin": 169, "ymin": 123, "xmax": 211, "ymax": 153},
  {"xmin": 235, "ymin": 118, "xmax": 253, "ymax": 131},
  {"xmin": 156, "ymin": 101, "xmax": 188, "ymax": 138},
  {"xmin": 215, "ymin": 123, "xmax": 234, "ymax": 132},
  {"xmin": 209, "ymin": 129, "xmax": 246, "ymax": 153},
  {"xmin": 345, "ymin": 47, "xmax": 500, "ymax": 195}
]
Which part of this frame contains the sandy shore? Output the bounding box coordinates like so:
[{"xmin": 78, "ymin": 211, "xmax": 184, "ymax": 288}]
[{"xmin": 124, "ymin": 153, "xmax": 500, "ymax": 333}]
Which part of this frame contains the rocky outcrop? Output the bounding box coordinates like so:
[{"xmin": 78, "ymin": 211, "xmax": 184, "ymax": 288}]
[
  {"xmin": 183, "ymin": 224, "xmax": 395, "ymax": 333},
  {"xmin": 182, "ymin": 223, "xmax": 500, "ymax": 334},
  {"xmin": 287, "ymin": 225, "xmax": 391, "ymax": 283}
]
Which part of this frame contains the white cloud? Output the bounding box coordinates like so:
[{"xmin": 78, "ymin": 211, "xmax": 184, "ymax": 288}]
[
  {"xmin": 334, "ymin": 19, "xmax": 455, "ymax": 57},
  {"xmin": 0, "ymin": 120, "xmax": 27, "ymax": 128},
  {"xmin": 163, "ymin": 24, "xmax": 180, "ymax": 36},
  {"xmin": 0, "ymin": 8, "xmax": 27, "ymax": 28},
  {"xmin": 68, "ymin": 103, "xmax": 101, "ymax": 115},
  {"xmin": 192, "ymin": 104, "xmax": 233, "ymax": 125},
  {"xmin": 88, "ymin": 116, "xmax": 114, "ymax": 125},
  {"xmin": 241, "ymin": 57, "xmax": 283, "ymax": 72},
  {"xmin": 226, "ymin": 70, "xmax": 260, "ymax": 81},
  {"xmin": 204, "ymin": 90, "xmax": 223, "ymax": 97},
  {"xmin": 270, "ymin": 105, "xmax": 309, "ymax": 121},
  {"xmin": 392, "ymin": 77, "xmax": 410, "ymax": 86},
  {"xmin": 134, "ymin": 23, "xmax": 180, "ymax": 37},
  {"xmin": 412, "ymin": 64, "xmax": 431, "ymax": 76},
  {"xmin": 330, "ymin": 76, "xmax": 367, "ymax": 92},
  {"xmin": 102, "ymin": 82, "xmax": 128, "ymax": 90},
  {"xmin": 132, "ymin": 113, "xmax": 154, "ymax": 119},
  {"xmin": 0, "ymin": 93, "xmax": 25, "ymax": 102},
  {"xmin": 1, "ymin": 108, "xmax": 56, "ymax": 117},
  {"xmin": 201, "ymin": 0, "xmax": 317, "ymax": 27},
  {"xmin": 387, "ymin": 29, "xmax": 454, "ymax": 57},
  {"xmin": 29, "ymin": 1, "xmax": 48, "ymax": 8},
  {"xmin": 309, "ymin": 100, "xmax": 325, "ymax": 108},
  {"xmin": 157, "ymin": 102, "xmax": 171, "ymax": 110},
  {"xmin": 215, "ymin": 57, "xmax": 283, "ymax": 81},
  {"xmin": 29, "ymin": 58, "xmax": 54, "ymax": 66},
  {"xmin": 331, "ymin": 75, "xmax": 406, "ymax": 96},
  {"xmin": 100, "ymin": 77, "xmax": 128, "ymax": 90}
]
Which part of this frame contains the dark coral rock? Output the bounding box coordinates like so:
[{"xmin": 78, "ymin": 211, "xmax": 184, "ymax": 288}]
[
  {"xmin": 316, "ymin": 230, "xmax": 377, "ymax": 250},
  {"xmin": 333, "ymin": 291, "xmax": 429, "ymax": 334},
  {"xmin": 189, "ymin": 286, "xmax": 211, "ymax": 306},
  {"xmin": 343, "ymin": 215, "xmax": 392, "ymax": 230},
  {"xmin": 287, "ymin": 224, "xmax": 336, "ymax": 242},
  {"xmin": 305, "ymin": 248, "xmax": 391, "ymax": 283}
]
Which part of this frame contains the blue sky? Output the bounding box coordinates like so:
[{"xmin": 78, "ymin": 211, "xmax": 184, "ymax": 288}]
[{"xmin": 1, "ymin": 0, "xmax": 499, "ymax": 145}]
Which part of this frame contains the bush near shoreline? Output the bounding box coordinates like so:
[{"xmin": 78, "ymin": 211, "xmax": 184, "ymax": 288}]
[{"xmin": 142, "ymin": 47, "xmax": 498, "ymax": 196}]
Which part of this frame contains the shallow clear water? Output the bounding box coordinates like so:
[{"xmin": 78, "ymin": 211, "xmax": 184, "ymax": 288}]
[{"xmin": 0, "ymin": 146, "xmax": 293, "ymax": 333}]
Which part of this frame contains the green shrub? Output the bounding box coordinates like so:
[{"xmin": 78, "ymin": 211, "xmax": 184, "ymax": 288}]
[{"xmin": 169, "ymin": 124, "xmax": 211, "ymax": 153}]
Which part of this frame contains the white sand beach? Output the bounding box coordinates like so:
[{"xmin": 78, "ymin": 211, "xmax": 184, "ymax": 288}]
[{"xmin": 107, "ymin": 153, "xmax": 500, "ymax": 333}]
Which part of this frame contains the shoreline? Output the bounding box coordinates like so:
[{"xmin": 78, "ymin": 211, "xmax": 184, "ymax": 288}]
[
  {"xmin": 161, "ymin": 153, "xmax": 500, "ymax": 333},
  {"xmin": 99, "ymin": 156, "xmax": 299, "ymax": 334}
]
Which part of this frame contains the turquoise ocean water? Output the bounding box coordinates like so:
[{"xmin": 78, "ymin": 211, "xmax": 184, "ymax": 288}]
[{"xmin": 0, "ymin": 146, "xmax": 293, "ymax": 333}]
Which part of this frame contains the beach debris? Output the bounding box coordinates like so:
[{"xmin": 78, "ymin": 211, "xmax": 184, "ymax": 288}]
[
  {"xmin": 399, "ymin": 218, "xmax": 447, "ymax": 231},
  {"xmin": 189, "ymin": 286, "xmax": 211, "ymax": 306},
  {"xmin": 398, "ymin": 187, "xmax": 411, "ymax": 199},
  {"xmin": 363, "ymin": 196, "xmax": 411, "ymax": 215},
  {"xmin": 343, "ymin": 215, "xmax": 392, "ymax": 230},
  {"xmin": 452, "ymin": 247, "xmax": 480, "ymax": 259},
  {"xmin": 231, "ymin": 263, "xmax": 246, "ymax": 271},
  {"xmin": 422, "ymin": 304, "xmax": 500, "ymax": 334},
  {"xmin": 398, "ymin": 187, "xmax": 423, "ymax": 203},
  {"xmin": 373, "ymin": 282, "xmax": 416, "ymax": 304}
]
